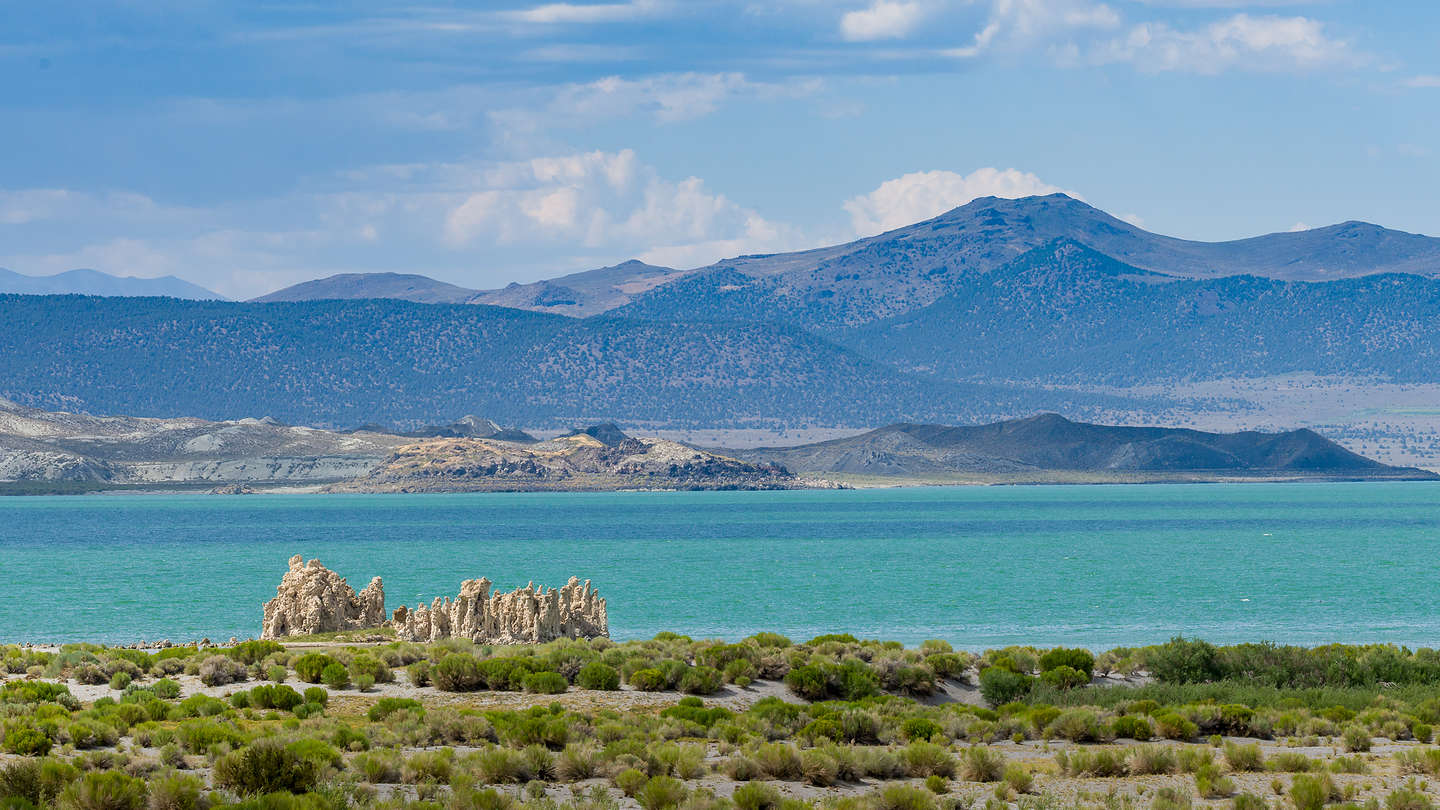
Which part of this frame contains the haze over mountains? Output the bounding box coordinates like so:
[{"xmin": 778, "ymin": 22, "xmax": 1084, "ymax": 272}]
[
  {"xmin": 0, "ymin": 268, "xmax": 223, "ymax": 300},
  {"xmin": 3, "ymin": 194, "xmax": 1439, "ymax": 469}
]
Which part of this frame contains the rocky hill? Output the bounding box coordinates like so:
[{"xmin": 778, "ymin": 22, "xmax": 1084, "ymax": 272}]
[
  {"xmin": 0, "ymin": 398, "xmax": 407, "ymax": 485},
  {"xmin": 251, "ymin": 272, "xmax": 477, "ymax": 304},
  {"xmin": 729, "ymin": 414, "xmax": 1436, "ymax": 482},
  {"xmin": 326, "ymin": 432, "xmax": 798, "ymax": 492}
]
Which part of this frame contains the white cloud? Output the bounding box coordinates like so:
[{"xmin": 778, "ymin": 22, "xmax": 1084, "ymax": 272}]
[
  {"xmin": 1405, "ymin": 75, "xmax": 1440, "ymax": 88},
  {"xmin": 1088, "ymin": 14, "xmax": 1357, "ymax": 74},
  {"xmin": 445, "ymin": 149, "xmax": 807, "ymax": 267},
  {"xmin": 504, "ymin": 0, "xmax": 663, "ymax": 24},
  {"xmin": 841, "ymin": 1, "xmax": 926, "ymax": 42},
  {"xmin": 1288, "ymin": 222, "xmax": 1311, "ymax": 232},
  {"xmin": 843, "ymin": 168, "xmax": 1076, "ymax": 236},
  {"xmin": 1118, "ymin": 213, "xmax": 1145, "ymax": 228},
  {"xmin": 946, "ymin": 0, "xmax": 1121, "ymax": 58}
]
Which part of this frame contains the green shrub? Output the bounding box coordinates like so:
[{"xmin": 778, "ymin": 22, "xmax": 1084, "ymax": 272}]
[
  {"xmin": 1111, "ymin": 714, "xmax": 1153, "ymax": 740},
  {"xmin": 1232, "ymin": 794, "xmax": 1268, "ymax": 810},
  {"xmin": 292, "ymin": 654, "xmax": 335, "ymax": 684},
  {"xmin": 924, "ymin": 774, "xmax": 949, "ymax": 795},
  {"xmin": 1003, "ymin": 763, "xmax": 1033, "ymax": 794},
  {"xmin": 901, "ymin": 717, "xmax": 943, "ymax": 742},
  {"xmin": 783, "ymin": 665, "xmax": 827, "ymax": 701},
  {"xmin": 978, "ymin": 667, "xmax": 1033, "ymax": 707},
  {"xmin": 629, "ymin": 669, "xmax": 668, "ymax": 692},
  {"xmin": 732, "ymin": 781, "xmax": 783, "ymax": 810},
  {"xmin": 1341, "ymin": 724, "xmax": 1373, "ymax": 752},
  {"xmin": 635, "ymin": 775, "xmax": 687, "ymax": 810},
  {"xmin": 1145, "ymin": 638, "xmax": 1222, "ymax": 684},
  {"xmin": 230, "ymin": 640, "xmax": 285, "ymax": 665},
  {"xmin": 1041, "ymin": 665, "xmax": 1089, "ymax": 690},
  {"xmin": 1040, "ymin": 648, "xmax": 1096, "ymax": 677},
  {"xmin": 302, "ymin": 687, "xmax": 327, "ymax": 706},
  {"xmin": 917, "ymin": 655, "xmax": 959, "ymax": 681},
  {"xmin": 1289, "ymin": 774, "xmax": 1334, "ymax": 810},
  {"xmin": 55, "ymin": 770, "xmax": 146, "ymax": 810},
  {"xmin": 1195, "ymin": 763, "xmax": 1236, "ymax": 798},
  {"xmin": 1224, "ymin": 742, "xmax": 1265, "ymax": 772},
  {"xmin": 612, "ymin": 768, "xmax": 649, "ymax": 798},
  {"xmin": 368, "ymin": 697, "xmax": 424, "ymax": 721},
  {"xmin": 523, "ymin": 672, "xmax": 569, "ymax": 695},
  {"xmin": 1152, "ymin": 787, "xmax": 1192, "ymax": 810},
  {"xmin": 1154, "ymin": 712, "xmax": 1199, "ymax": 740},
  {"xmin": 1047, "ymin": 709, "xmax": 1102, "ymax": 742},
  {"xmin": 869, "ymin": 784, "xmax": 936, "ymax": 810},
  {"xmin": 576, "ymin": 661, "xmax": 620, "ymax": 691},
  {"xmin": 214, "ymin": 739, "xmax": 319, "ymax": 795},
  {"xmin": 679, "ymin": 666, "xmax": 723, "ymax": 695},
  {"xmin": 2, "ymin": 728, "xmax": 51, "ymax": 757},
  {"xmin": 754, "ymin": 742, "xmax": 803, "ymax": 780},
  {"xmin": 287, "ymin": 738, "xmax": 343, "ymax": 771},
  {"xmin": 957, "ymin": 746, "xmax": 1002, "ymax": 782},
  {"xmin": 800, "ymin": 748, "xmax": 840, "ymax": 786},
  {"xmin": 107, "ymin": 672, "xmax": 131, "ymax": 691},
  {"xmin": 1128, "ymin": 745, "xmax": 1177, "ymax": 775},
  {"xmin": 140, "ymin": 772, "xmax": 206, "ymax": 810},
  {"xmin": 1057, "ymin": 749, "xmax": 1126, "ymax": 778},
  {"xmin": 198, "ymin": 655, "xmax": 247, "ymax": 687},
  {"xmin": 320, "ymin": 662, "xmax": 350, "ymax": 690},
  {"xmin": 1386, "ymin": 786, "xmax": 1435, "ymax": 810},
  {"xmin": 901, "ymin": 742, "xmax": 955, "ymax": 779},
  {"xmin": 407, "ymin": 660, "xmax": 431, "ymax": 687}
]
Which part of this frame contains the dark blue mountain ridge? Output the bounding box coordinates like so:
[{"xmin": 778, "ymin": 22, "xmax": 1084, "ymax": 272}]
[
  {"xmin": 843, "ymin": 238, "xmax": 1440, "ymax": 385},
  {"xmin": 0, "ymin": 294, "xmax": 1134, "ymax": 428},
  {"xmin": 609, "ymin": 194, "xmax": 1440, "ymax": 329}
]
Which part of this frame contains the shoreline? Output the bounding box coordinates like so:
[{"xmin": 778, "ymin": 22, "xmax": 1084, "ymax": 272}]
[{"xmin": 3, "ymin": 471, "xmax": 1438, "ymax": 497}]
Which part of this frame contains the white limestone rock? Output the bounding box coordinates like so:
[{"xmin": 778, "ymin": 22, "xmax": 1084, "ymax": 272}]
[
  {"xmin": 260, "ymin": 555, "xmax": 385, "ymax": 639},
  {"xmin": 392, "ymin": 576, "xmax": 607, "ymax": 644}
]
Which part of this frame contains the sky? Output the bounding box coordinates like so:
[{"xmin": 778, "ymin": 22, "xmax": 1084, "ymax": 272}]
[{"xmin": 1, "ymin": 1, "xmax": 1437, "ymax": 300}]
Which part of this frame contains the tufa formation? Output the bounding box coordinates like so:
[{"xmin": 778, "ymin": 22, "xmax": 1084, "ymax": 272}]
[
  {"xmin": 259, "ymin": 556, "xmax": 607, "ymax": 643},
  {"xmin": 391, "ymin": 576, "xmax": 608, "ymax": 644},
  {"xmin": 260, "ymin": 555, "xmax": 386, "ymax": 640}
]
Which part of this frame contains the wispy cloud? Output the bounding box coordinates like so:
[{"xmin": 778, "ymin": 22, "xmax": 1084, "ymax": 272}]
[
  {"xmin": 841, "ymin": 1, "xmax": 927, "ymax": 42},
  {"xmin": 503, "ymin": 0, "xmax": 665, "ymax": 25},
  {"xmin": 1086, "ymin": 14, "xmax": 1360, "ymax": 74}
]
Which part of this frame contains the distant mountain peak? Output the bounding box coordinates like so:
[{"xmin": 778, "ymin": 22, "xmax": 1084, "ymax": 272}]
[
  {"xmin": 252, "ymin": 272, "xmax": 478, "ymax": 304},
  {"xmin": 0, "ymin": 267, "xmax": 224, "ymax": 300}
]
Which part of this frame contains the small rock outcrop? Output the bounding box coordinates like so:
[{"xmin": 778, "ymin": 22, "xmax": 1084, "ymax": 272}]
[
  {"xmin": 260, "ymin": 555, "xmax": 386, "ymax": 639},
  {"xmin": 392, "ymin": 577, "xmax": 607, "ymax": 644}
]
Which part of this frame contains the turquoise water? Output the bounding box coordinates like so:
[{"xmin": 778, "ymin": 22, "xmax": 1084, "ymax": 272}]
[{"xmin": 2, "ymin": 483, "xmax": 1438, "ymax": 649}]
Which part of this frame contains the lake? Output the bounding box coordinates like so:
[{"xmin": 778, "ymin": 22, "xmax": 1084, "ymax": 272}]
[{"xmin": 2, "ymin": 482, "xmax": 1438, "ymax": 649}]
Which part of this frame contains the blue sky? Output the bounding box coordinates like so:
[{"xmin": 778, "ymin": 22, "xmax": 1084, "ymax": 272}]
[{"xmin": 1, "ymin": 1, "xmax": 1436, "ymax": 299}]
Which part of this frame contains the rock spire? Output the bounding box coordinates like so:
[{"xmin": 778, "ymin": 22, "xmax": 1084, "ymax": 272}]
[
  {"xmin": 392, "ymin": 577, "xmax": 608, "ymax": 644},
  {"xmin": 260, "ymin": 555, "xmax": 386, "ymax": 639}
]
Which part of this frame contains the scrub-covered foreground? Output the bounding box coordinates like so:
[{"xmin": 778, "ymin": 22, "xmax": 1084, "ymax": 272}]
[{"xmin": 5, "ymin": 634, "xmax": 1440, "ymax": 810}]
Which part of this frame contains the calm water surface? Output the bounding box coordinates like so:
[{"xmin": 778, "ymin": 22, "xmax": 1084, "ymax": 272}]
[{"xmin": 2, "ymin": 483, "xmax": 1438, "ymax": 648}]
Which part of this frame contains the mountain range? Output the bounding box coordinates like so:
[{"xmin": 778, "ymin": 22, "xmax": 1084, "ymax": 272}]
[
  {"xmin": 259, "ymin": 194, "xmax": 1440, "ymax": 331},
  {"xmin": 2, "ymin": 194, "xmax": 1438, "ymax": 469},
  {"xmin": 0, "ymin": 268, "xmax": 223, "ymax": 299}
]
